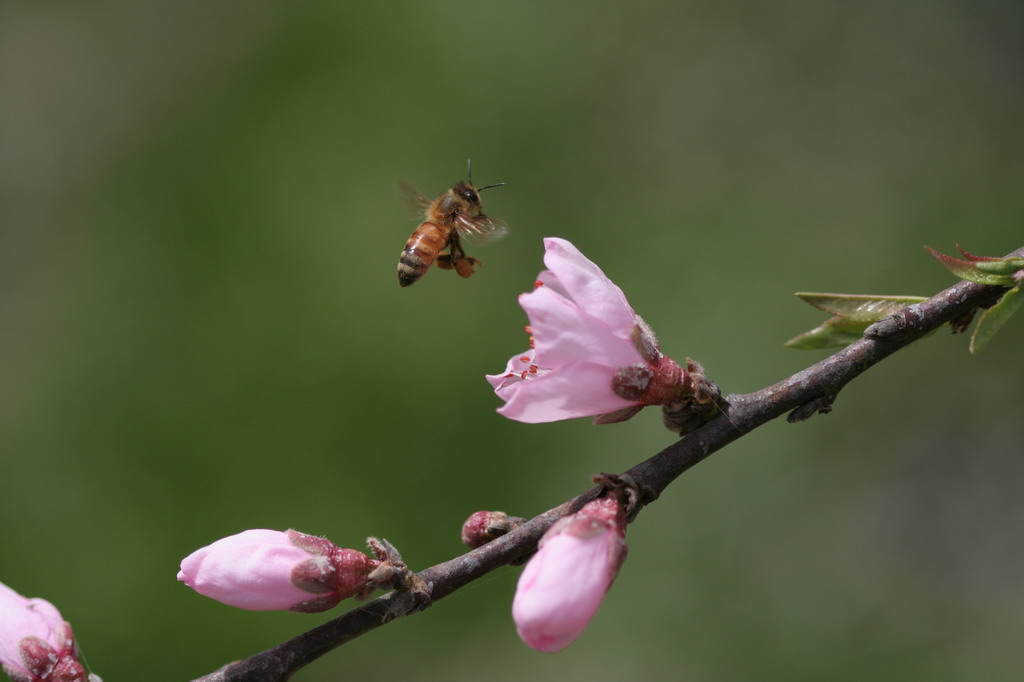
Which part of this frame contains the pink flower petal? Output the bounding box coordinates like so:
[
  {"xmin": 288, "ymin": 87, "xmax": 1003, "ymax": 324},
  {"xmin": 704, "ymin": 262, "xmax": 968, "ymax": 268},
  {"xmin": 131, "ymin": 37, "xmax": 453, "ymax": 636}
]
[
  {"xmin": 541, "ymin": 238, "xmax": 636, "ymax": 332},
  {"xmin": 521, "ymin": 286, "xmax": 639, "ymax": 369},
  {"xmin": 496, "ymin": 361, "xmax": 636, "ymax": 423}
]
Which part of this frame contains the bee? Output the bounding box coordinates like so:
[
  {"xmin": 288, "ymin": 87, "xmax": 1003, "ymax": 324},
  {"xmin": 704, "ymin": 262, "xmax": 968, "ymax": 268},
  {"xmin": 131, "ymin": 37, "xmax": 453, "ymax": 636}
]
[{"xmin": 397, "ymin": 162, "xmax": 507, "ymax": 287}]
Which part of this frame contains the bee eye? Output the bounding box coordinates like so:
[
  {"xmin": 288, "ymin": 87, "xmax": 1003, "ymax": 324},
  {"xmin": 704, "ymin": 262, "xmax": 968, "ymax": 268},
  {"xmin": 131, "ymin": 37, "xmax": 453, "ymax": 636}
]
[{"xmin": 463, "ymin": 189, "xmax": 479, "ymax": 204}]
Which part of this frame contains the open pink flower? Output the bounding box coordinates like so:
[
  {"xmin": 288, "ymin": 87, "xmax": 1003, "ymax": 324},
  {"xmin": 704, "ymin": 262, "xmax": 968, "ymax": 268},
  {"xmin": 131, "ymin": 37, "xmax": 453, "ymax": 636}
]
[
  {"xmin": 511, "ymin": 495, "xmax": 628, "ymax": 653},
  {"xmin": 0, "ymin": 582, "xmax": 96, "ymax": 682},
  {"xmin": 488, "ymin": 238, "xmax": 653, "ymax": 423},
  {"xmin": 488, "ymin": 238, "xmax": 714, "ymax": 432},
  {"xmin": 178, "ymin": 529, "xmax": 377, "ymax": 612}
]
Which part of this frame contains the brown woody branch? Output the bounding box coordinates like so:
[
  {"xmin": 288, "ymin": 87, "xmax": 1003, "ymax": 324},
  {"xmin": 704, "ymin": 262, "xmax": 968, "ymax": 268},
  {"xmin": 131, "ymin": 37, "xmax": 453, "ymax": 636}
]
[{"xmin": 194, "ymin": 245, "xmax": 1023, "ymax": 682}]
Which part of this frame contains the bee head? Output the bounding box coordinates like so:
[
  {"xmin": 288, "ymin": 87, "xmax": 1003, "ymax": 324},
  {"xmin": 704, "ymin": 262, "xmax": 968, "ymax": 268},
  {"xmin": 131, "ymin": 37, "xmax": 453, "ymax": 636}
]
[{"xmin": 452, "ymin": 181, "xmax": 482, "ymax": 208}]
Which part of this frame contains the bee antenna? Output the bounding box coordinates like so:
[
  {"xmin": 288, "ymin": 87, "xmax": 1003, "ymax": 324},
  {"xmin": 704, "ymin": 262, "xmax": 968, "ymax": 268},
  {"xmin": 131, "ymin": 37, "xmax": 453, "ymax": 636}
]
[
  {"xmin": 467, "ymin": 158, "xmax": 472, "ymax": 181},
  {"xmin": 479, "ymin": 182, "xmax": 505, "ymax": 191}
]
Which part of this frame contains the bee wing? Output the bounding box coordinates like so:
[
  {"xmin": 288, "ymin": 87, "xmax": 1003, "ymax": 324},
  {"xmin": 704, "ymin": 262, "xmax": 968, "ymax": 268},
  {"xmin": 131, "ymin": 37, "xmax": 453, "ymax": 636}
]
[
  {"xmin": 397, "ymin": 182, "xmax": 432, "ymax": 220},
  {"xmin": 456, "ymin": 213, "xmax": 509, "ymax": 245}
]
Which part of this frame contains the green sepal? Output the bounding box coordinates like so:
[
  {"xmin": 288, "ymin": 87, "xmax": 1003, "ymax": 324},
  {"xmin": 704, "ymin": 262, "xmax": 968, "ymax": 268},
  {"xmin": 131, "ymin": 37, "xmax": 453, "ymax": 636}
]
[
  {"xmin": 975, "ymin": 259, "xmax": 1024, "ymax": 276},
  {"xmin": 956, "ymin": 245, "xmax": 1024, "ymax": 272},
  {"xmin": 970, "ymin": 285, "xmax": 1023, "ymax": 354},
  {"xmin": 925, "ymin": 246, "xmax": 1020, "ymax": 286},
  {"xmin": 784, "ymin": 316, "xmax": 869, "ymax": 350},
  {"xmin": 794, "ymin": 293, "xmax": 927, "ymax": 323}
]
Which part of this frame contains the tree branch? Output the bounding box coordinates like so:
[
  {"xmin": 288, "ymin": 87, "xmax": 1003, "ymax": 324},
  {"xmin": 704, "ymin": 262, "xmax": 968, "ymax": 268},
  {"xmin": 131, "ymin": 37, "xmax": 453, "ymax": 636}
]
[{"xmin": 194, "ymin": 245, "xmax": 1023, "ymax": 682}]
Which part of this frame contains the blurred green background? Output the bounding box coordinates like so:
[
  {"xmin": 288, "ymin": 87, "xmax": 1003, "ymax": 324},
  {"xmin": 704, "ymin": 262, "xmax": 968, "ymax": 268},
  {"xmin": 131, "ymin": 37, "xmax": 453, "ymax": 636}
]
[{"xmin": 2, "ymin": 1, "xmax": 1022, "ymax": 680}]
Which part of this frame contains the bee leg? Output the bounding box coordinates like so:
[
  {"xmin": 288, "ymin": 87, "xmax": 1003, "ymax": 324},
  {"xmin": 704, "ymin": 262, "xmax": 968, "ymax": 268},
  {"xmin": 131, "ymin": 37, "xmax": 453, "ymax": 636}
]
[
  {"xmin": 453, "ymin": 256, "xmax": 481, "ymax": 278},
  {"xmin": 434, "ymin": 253, "xmax": 479, "ymax": 277},
  {"xmin": 447, "ymin": 239, "xmax": 481, "ymax": 279}
]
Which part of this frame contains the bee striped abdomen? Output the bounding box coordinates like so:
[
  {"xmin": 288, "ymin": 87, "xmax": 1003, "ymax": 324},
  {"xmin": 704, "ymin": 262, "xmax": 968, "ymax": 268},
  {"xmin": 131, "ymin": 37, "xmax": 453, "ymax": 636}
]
[{"xmin": 398, "ymin": 222, "xmax": 449, "ymax": 287}]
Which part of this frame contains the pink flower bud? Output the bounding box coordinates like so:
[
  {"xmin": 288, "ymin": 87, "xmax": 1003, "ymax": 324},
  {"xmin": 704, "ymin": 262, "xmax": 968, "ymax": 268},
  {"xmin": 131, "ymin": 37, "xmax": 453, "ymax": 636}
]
[
  {"xmin": 512, "ymin": 495, "xmax": 627, "ymax": 652},
  {"xmin": 460, "ymin": 511, "xmax": 524, "ymax": 549},
  {"xmin": 177, "ymin": 529, "xmax": 377, "ymax": 612},
  {"xmin": 0, "ymin": 582, "xmax": 95, "ymax": 682}
]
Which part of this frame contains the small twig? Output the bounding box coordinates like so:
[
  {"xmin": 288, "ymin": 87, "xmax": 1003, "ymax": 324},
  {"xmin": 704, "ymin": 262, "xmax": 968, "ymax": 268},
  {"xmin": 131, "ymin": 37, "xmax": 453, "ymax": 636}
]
[{"xmin": 194, "ymin": 244, "xmax": 1023, "ymax": 682}]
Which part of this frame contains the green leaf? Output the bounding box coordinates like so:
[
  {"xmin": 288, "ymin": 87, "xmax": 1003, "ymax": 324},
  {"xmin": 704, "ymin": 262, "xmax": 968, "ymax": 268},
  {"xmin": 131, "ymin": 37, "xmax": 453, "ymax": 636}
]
[
  {"xmin": 784, "ymin": 316, "xmax": 869, "ymax": 350},
  {"xmin": 970, "ymin": 285, "xmax": 1023, "ymax": 354},
  {"xmin": 925, "ymin": 246, "xmax": 1018, "ymax": 286},
  {"xmin": 794, "ymin": 293, "xmax": 927, "ymax": 323}
]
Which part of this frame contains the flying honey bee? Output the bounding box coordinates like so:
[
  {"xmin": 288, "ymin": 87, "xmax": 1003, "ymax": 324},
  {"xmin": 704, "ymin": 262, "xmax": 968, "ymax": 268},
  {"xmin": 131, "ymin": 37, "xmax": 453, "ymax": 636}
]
[{"xmin": 397, "ymin": 161, "xmax": 507, "ymax": 287}]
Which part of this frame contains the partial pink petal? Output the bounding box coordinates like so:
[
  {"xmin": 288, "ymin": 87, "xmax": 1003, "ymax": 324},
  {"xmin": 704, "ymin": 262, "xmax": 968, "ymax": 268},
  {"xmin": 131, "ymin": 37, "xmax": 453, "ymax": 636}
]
[
  {"xmin": 521, "ymin": 286, "xmax": 639, "ymax": 369},
  {"xmin": 541, "ymin": 238, "xmax": 636, "ymax": 333},
  {"xmin": 496, "ymin": 362, "xmax": 637, "ymax": 423},
  {"xmin": 485, "ymin": 349, "xmax": 537, "ymax": 391},
  {"xmin": 0, "ymin": 584, "xmax": 29, "ymax": 609},
  {"xmin": 534, "ymin": 268, "xmax": 569, "ymax": 298}
]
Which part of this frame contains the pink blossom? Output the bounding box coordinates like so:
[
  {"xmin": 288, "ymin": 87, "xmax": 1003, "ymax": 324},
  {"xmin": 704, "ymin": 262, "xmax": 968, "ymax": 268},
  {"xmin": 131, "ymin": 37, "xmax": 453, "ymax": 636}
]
[
  {"xmin": 512, "ymin": 496, "xmax": 627, "ymax": 653},
  {"xmin": 177, "ymin": 529, "xmax": 376, "ymax": 612},
  {"xmin": 488, "ymin": 237, "xmax": 677, "ymax": 424},
  {"xmin": 0, "ymin": 582, "xmax": 95, "ymax": 682}
]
